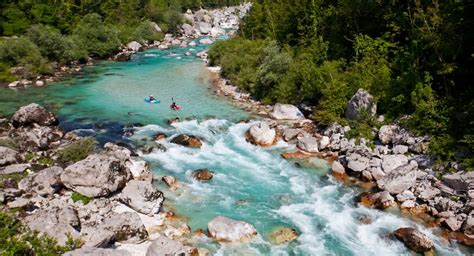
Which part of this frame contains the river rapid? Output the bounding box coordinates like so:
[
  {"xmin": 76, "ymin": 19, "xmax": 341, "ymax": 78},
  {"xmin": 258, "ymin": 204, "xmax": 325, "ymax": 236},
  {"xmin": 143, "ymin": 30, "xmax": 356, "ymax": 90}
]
[{"xmin": 0, "ymin": 41, "xmax": 469, "ymax": 255}]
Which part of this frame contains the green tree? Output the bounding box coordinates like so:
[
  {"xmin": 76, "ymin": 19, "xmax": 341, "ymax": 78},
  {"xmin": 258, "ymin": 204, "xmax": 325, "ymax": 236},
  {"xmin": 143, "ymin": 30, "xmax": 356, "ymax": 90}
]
[{"xmin": 71, "ymin": 13, "xmax": 121, "ymax": 57}]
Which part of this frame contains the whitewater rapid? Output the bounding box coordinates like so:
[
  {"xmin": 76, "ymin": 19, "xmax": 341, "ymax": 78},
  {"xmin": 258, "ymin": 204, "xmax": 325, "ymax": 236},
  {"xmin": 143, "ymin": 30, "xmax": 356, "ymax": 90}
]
[{"xmin": 133, "ymin": 119, "xmax": 464, "ymax": 255}]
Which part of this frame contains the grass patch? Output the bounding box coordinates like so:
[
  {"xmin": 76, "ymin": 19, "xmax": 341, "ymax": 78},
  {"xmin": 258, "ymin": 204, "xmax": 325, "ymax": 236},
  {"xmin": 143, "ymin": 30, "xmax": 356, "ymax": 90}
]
[
  {"xmin": 57, "ymin": 137, "xmax": 97, "ymax": 165},
  {"xmin": 0, "ymin": 138, "xmax": 19, "ymax": 151},
  {"xmin": 71, "ymin": 192, "xmax": 92, "ymax": 205}
]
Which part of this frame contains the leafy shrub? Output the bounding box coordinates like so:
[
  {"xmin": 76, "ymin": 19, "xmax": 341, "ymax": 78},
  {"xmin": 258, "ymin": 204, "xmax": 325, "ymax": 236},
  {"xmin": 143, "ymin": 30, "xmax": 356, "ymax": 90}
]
[
  {"xmin": 132, "ymin": 20, "xmax": 164, "ymax": 43},
  {"xmin": 71, "ymin": 192, "xmax": 92, "ymax": 205},
  {"xmin": 57, "ymin": 137, "xmax": 97, "ymax": 165},
  {"xmin": 26, "ymin": 24, "xmax": 84, "ymax": 64},
  {"xmin": 0, "ymin": 212, "xmax": 69, "ymax": 255},
  {"xmin": 0, "ymin": 37, "xmax": 50, "ymax": 78},
  {"xmin": 72, "ymin": 13, "xmax": 121, "ymax": 57}
]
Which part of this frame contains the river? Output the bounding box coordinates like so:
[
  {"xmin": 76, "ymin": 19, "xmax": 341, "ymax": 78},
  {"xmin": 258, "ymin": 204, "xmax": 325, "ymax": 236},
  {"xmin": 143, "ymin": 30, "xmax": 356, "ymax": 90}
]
[{"xmin": 0, "ymin": 41, "xmax": 469, "ymax": 255}]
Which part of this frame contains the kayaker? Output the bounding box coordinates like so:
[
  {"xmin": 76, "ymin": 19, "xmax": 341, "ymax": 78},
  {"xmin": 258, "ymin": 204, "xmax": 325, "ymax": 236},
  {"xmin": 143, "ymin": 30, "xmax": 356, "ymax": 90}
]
[
  {"xmin": 171, "ymin": 98, "xmax": 179, "ymax": 110},
  {"xmin": 149, "ymin": 95, "xmax": 156, "ymax": 101},
  {"xmin": 171, "ymin": 101, "xmax": 177, "ymax": 109}
]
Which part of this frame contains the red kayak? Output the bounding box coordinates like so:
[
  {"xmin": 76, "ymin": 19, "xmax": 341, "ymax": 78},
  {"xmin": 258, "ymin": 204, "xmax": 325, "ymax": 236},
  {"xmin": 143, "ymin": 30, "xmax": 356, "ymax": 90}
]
[{"xmin": 171, "ymin": 104, "xmax": 181, "ymax": 111}]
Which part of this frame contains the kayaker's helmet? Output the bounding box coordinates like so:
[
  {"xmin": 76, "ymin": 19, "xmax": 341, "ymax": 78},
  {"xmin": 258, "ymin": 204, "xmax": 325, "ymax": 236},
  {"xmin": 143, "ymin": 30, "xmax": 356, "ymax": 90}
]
[{"xmin": 150, "ymin": 95, "xmax": 154, "ymax": 97}]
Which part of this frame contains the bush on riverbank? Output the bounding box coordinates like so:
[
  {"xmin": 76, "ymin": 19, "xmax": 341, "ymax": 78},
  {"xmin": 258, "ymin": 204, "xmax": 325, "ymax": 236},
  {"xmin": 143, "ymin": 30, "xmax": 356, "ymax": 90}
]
[
  {"xmin": 0, "ymin": 212, "xmax": 73, "ymax": 254},
  {"xmin": 57, "ymin": 137, "xmax": 97, "ymax": 165},
  {"xmin": 209, "ymin": 0, "xmax": 474, "ymax": 171}
]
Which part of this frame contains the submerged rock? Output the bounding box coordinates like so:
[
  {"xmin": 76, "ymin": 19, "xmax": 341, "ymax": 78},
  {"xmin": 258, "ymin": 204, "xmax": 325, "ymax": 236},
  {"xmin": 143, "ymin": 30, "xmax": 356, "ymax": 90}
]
[
  {"xmin": 246, "ymin": 122, "xmax": 276, "ymax": 147},
  {"xmin": 126, "ymin": 41, "xmax": 142, "ymax": 52},
  {"xmin": 119, "ymin": 180, "xmax": 164, "ymax": 216},
  {"xmin": 60, "ymin": 154, "xmax": 130, "ymax": 198},
  {"xmin": 345, "ymin": 89, "xmax": 377, "ymax": 120},
  {"xmin": 393, "ymin": 227, "xmax": 434, "ymax": 253},
  {"xmin": 270, "ymin": 104, "xmax": 304, "ymax": 120},
  {"xmin": 208, "ymin": 216, "xmax": 257, "ymax": 243},
  {"xmin": 170, "ymin": 134, "xmax": 203, "ymax": 148},
  {"xmin": 162, "ymin": 175, "xmax": 181, "ymax": 190},
  {"xmin": 11, "ymin": 103, "xmax": 58, "ymax": 127},
  {"xmin": 269, "ymin": 227, "xmax": 299, "ymax": 245},
  {"xmin": 192, "ymin": 168, "xmax": 214, "ymax": 181}
]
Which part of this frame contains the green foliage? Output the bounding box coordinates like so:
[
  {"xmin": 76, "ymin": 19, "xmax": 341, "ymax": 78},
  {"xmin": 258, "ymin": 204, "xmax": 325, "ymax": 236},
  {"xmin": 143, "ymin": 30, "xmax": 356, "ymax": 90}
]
[
  {"xmin": 0, "ymin": 211, "xmax": 69, "ymax": 255},
  {"xmin": 0, "ymin": 37, "xmax": 50, "ymax": 79},
  {"xmin": 26, "ymin": 24, "xmax": 82, "ymax": 64},
  {"xmin": 0, "ymin": 137, "xmax": 19, "ymax": 151},
  {"xmin": 71, "ymin": 192, "xmax": 92, "ymax": 205},
  {"xmin": 132, "ymin": 21, "xmax": 164, "ymax": 43},
  {"xmin": 211, "ymin": 0, "xmax": 474, "ymax": 170},
  {"xmin": 57, "ymin": 137, "xmax": 97, "ymax": 165},
  {"xmin": 72, "ymin": 13, "xmax": 121, "ymax": 58}
]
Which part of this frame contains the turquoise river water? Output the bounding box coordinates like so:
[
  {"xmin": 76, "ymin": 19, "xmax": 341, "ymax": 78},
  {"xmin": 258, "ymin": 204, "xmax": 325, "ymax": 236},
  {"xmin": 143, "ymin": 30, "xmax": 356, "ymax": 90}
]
[{"xmin": 0, "ymin": 41, "xmax": 470, "ymax": 255}]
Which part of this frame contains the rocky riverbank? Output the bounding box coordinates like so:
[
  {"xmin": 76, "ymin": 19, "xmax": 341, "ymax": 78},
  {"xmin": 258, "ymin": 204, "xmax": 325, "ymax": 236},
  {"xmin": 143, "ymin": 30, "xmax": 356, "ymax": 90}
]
[
  {"xmin": 204, "ymin": 69, "xmax": 474, "ymax": 251},
  {"xmin": 4, "ymin": 4, "xmax": 251, "ymax": 89},
  {"xmin": 0, "ymin": 103, "xmax": 265, "ymax": 255}
]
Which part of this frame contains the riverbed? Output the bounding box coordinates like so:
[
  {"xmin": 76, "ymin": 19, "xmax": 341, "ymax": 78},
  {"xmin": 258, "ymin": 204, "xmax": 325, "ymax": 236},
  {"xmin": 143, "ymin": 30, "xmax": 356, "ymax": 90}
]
[{"xmin": 0, "ymin": 42, "xmax": 468, "ymax": 255}]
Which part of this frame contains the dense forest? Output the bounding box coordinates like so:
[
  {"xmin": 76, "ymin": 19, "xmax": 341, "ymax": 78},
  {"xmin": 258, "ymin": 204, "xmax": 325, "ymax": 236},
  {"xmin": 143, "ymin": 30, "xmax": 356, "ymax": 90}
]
[
  {"xmin": 209, "ymin": 0, "xmax": 474, "ymax": 171},
  {"xmin": 0, "ymin": 0, "xmax": 243, "ymax": 81}
]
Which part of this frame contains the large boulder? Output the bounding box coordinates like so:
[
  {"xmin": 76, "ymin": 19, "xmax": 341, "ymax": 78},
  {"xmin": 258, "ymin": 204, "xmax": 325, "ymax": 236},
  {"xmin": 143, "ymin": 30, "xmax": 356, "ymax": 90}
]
[
  {"xmin": 246, "ymin": 122, "xmax": 276, "ymax": 147},
  {"xmin": 146, "ymin": 236, "xmax": 196, "ymax": 256},
  {"xmin": 182, "ymin": 23, "xmax": 194, "ymax": 36},
  {"xmin": 443, "ymin": 172, "xmax": 474, "ymax": 192},
  {"xmin": 346, "ymin": 154, "xmax": 370, "ymax": 173},
  {"xmin": 297, "ymin": 135, "xmax": 319, "ymax": 153},
  {"xmin": 208, "ymin": 216, "xmax": 257, "ymax": 243},
  {"xmin": 462, "ymin": 215, "xmax": 474, "ymax": 236},
  {"xmin": 170, "ymin": 134, "xmax": 203, "ymax": 148},
  {"xmin": 61, "ymin": 154, "xmax": 130, "ymax": 198},
  {"xmin": 65, "ymin": 248, "xmax": 131, "ymax": 256},
  {"xmin": 82, "ymin": 211, "xmax": 148, "ymax": 244},
  {"xmin": 195, "ymin": 22, "xmax": 212, "ymax": 34},
  {"xmin": 393, "ymin": 227, "xmax": 434, "ymax": 253},
  {"xmin": 18, "ymin": 166, "xmax": 63, "ymax": 196},
  {"xmin": 270, "ymin": 104, "xmax": 304, "ymax": 120},
  {"xmin": 11, "ymin": 103, "xmax": 58, "ymax": 127},
  {"xmin": 114, "ymin": 51, "xmax": 132, "ymax": 62},
  {"xmin": 0, "ymin": 146, "xmax": 19, "ymax": 166},
  {"xmin": 210, "ymin": 27, "xmax": 225, "ymax": 37},
  {"xmin": 126, "ymin": 41, "xmax": 142, "ymax": 52},
  {"xmin": 345, "ymin": 89, "xmax": 377, "ymax": 120},
  {"xmin": 0, "ymin": 163, "xmax": 29, "ymax": 175},
  {"xmin": 17, "ymin": 126, "xmax": 63, "ymax": 151},
  {"xmin": 119, "ymin": 180, "xmax": 164, "ymax": 216},
  {"xmin": 331, "ymin": 161, "xmax": 346, "ymax": 176},
  {"xmin": 150, "ymin": 22, "xmax": 162, "ymax": 33},
  {"xmin": 24, "ymin": 205, "xmax": 81, "ymax": 245},
  {"xmin": 381, "ymin": 154, "xmax": 408, "ymax": 173},
  {"xmin": 378, "ymin": 125, "xmax": 399, "ymax": 145},
  {"xmin": 282, "ymin": 128, "xmax": 302, "ymax": 142},
  {"xmin": 126, "ymin": 159, "xmax": 152, "ymax": 182},
  {"xmin": 377, "ymin": 161, "xmax": 417, "ymax": 194}
]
